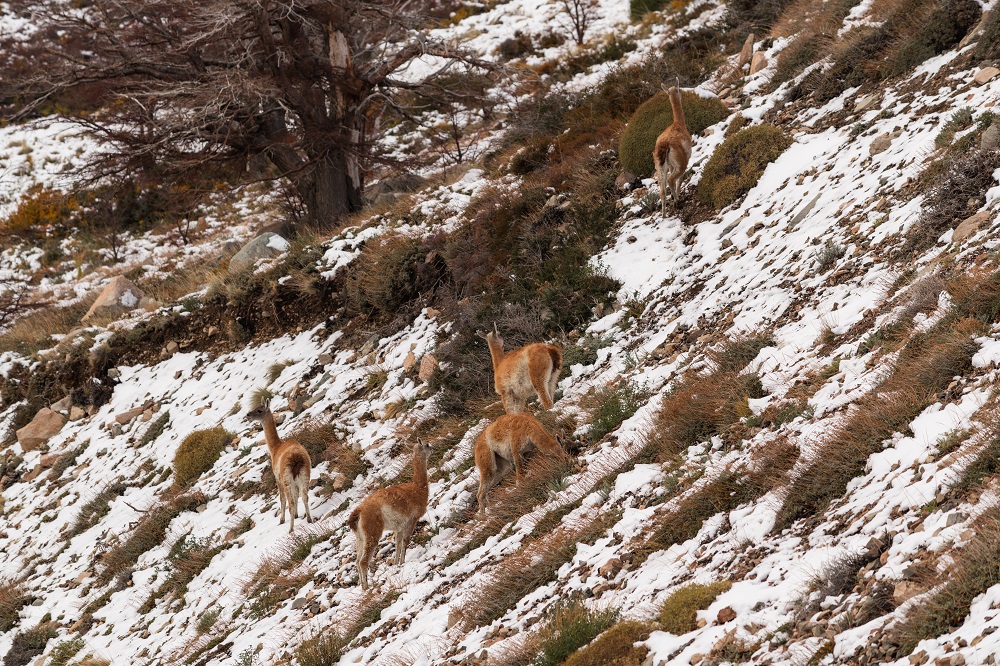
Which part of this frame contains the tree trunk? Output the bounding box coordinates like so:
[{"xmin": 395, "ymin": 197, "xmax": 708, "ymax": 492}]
[{"xmin": 301, "ymin": 148, "xmax": 363, "ymax": 226}]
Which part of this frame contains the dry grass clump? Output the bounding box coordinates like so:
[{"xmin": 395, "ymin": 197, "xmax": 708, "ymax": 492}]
[
  {"xmin": 0, "ymin": 294, "xmax": 99, "ymax": 355},
  {"xmin": 697, "ymin": 125, "xmax": 792, "ymax": 209},
  {"xmin": 645, "ymin": 335, "xmax": 773, "ymax": 460},
  {"xmin": 794, "ymin": 550, "xmax": 881, "ymax": 623},
  {"xmin": 950, "ymin": 433, "xmax": 1000, "ymax": 496},
  {"xmin": 344, "ymin": 232, "xmax": 444, "ymax": 316},
  {"xmin": 98, "ymin": 491, "xmax": 203, "ymax": 584},
  {"xmin": 173, "ymin": 427, "xmax": 234, "ymax": 486},
  {"xmin": 139, "ymin": 533, "xmax": 226, "ymax": 613},
  {"xmin": 69, "ymin": 479, "xmax": 128, "ymax": 538},
  {"xmin": 776, "ymin": 319, "xmax": 978, "ymax": 529},
  {"xmin": 560, "ymin": 619, "xmax": 651, "ymax": 666},
  {"xmin": 289, "ymin": 418, "xmax": 340, "ymax": 462},
  {"xmin": 618, "ymin": 91, "xmax": 729, "ymax": 176},
  {"xmin": 533, "ymin": 599, "xmax": 618, "ymax": 666},
  {"xmin": 294, "ymin": 589, "xmax": 400, "ymax": 665},
  {"xmin": 0, "ymin": 578, "xmax": 29, "ymax": 632},
  {"xmin": 659, "ymin": 581, "xmax": 732, "ymax": 634},
  {"xmin": 892, "ymin": 508, "xmax": 1000, "ymax": 654},
  {"xmin": 902, "ymin": 150, "xmax": 1000, "ymax": 256},
  {"xmin": 460, "ymin": 516, "xmax": 611, "ymax": 629},
  {"xmin": 586, "ymin": 380, "xmax": 651, "ymax": 442}
]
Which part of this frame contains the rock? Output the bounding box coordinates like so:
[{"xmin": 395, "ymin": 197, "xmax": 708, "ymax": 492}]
[
  {"xmin": 107, "ymin": 368, "xmax": 121, "ymax": 379},
  {"xmin": 935, "ymin": 656, "xmax": 965, "ymax": 666},
  {"xmin": 974, "ymin": 66, "xmax": 1000, "ymax": 85},
  {"xmin": 403, "ymin": 351, "xmax": 417, "ymax": 372},
  {"xmin": 738, "ymin": 32, "xmax": 755, "ymax": 68},
  {"xmin": 17, "ymin": 408, "xmax": 67, "ymax": 451},
  {"xmin": 229, "ymin": 232, "xmax": 290, "ymax": 273},
  {"xmin": 368, "ymin": 173, "xmax": 426, "ymax": 197},
  {"xmin": 893, "ymin": 580, "xmax": 923, "ymax": 605},
  {"xmin": 116, "ymin": 406, "xmax": 146, "ymax": 425},
  {"xmin": 615, "ymin": 171, "xmax": 640, "ymax": 191},
  {"xmin": 983, "ymin": 124, "xmax": 1000, "ymax": 150},
  {"xmin": 869, "ymin": 133, "xmax": 894, "ymax": 155},
  {"xmin": 318, "ymin": 353, "xmax": 333, "ymax": 365},
  {"xmin": 651, "ymin": 341, "xmax": 676, "ymax": 360},
  {"xmin": 141, "ymin": 408, "xmax": 154, "ymax": 423},
  {"xmin": 291, "ymin": 597, "xmax": 308, "ymax": 610},
  {"xmin": 50, "ymin": 396, "xmax": 72, "ymax": 415},
  {"xmin": 69, "ymin": 406, "xmax": 86, "ymax": 421},
  {"xmin": 331, "ymin": 473, "xmax": 349, "ymax": 491},
  {"xmin": 39, "ymin": 453, "xmax": 61, "ymax": 468},
  {"xmin": 425, "ymin": 307, "xmax": 441, "ymax": 318},
  {"xmin": 855, "ymin": 93, "xmax": 879, "ymax": 112},
  {"xmin": 598, "ymin": 558, "xmax": 622, "ymax": 578},
  {"xmin": 82, "ymin": 276, "xmax": 146, "ymax": 323},
  {"xmin": 946, "ymin": 511, "xmax": 968, "ymax": 527},
  {"xmin": 717, "ymin": 606, "xmax": 737, "ymax": 623},
  {"xmin": 418, "ymin": 354, "xmax": 439, "ymax": 383},
  {"xmin": 749, "ymin": 51, "xmax": 768, "ymax": 75},
  {"xmin": 953, "ymin": 212, "xmax": 992, "ymax": 242},
  {"xmin": 910, "ymin": 651, "xmax": 929, "ymax": 665}
]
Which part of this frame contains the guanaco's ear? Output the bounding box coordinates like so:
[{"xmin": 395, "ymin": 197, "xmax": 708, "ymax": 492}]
[
  {"xmin": 475, "ymin": 329, "xmax": 489, "ymax": 339},
  {"xmin": 661, "ymin": 82, "xmax": 671, "ymax": 93},
  {"xmin": 675, "ymin": 76, "xmax": 680, "ymax": 89}
]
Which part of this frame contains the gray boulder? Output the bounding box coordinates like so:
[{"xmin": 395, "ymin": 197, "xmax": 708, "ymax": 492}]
[
  {"xmin": 82, "ymin": 276, "xmax": 145, "ymax": 323},
  {"xmin": 229, "ymin": 233, "xmax": 290, "ymax": 273}
]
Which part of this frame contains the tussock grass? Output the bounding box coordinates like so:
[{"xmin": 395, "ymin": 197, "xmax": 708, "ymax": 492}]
[
  {"xmin": 776, "ymin": 318, "xmax": 979, "ymax": 529},
  {"xmin": 173, "ymin": 427, "xmax": 234, "ymax": 486},
  {"xmin": 460, "ymin": 515, "xmax": 612, "ymax": 629},
  {"xmin": 3, "ymin": 621, "xmax": 57, "ymax": 666},
  {"xmin": 289, "ymin": 418, "xmax": 339, "ymax": 462},
  {"xmin": 892, "ymin": 508, "xmax": 1000, "ymax": 654},
  {"xmin": 659, "ymin": 581, "xmax": 732, "ymax": 634},
  {"xmin": 0, "ymin": 578, "xmax": 28, "ymax": 632},
  {"xmin": 586, "ymin": 380, "xmax": 650, "ymax": 441},
  {"xmin": 794, "ymin": 550, "xmax": 882, "ymax": 623},
  {"xmin": 69, "ymin": 479, "xmax": 128, "ymax": 538},
  {"xmin": 294, "ymin": 589, "xmax": 400, "ymax": 665},
  {"xmin": 534, "ymin": 599, "xmax": 618, "ymax": 666},
  {"xmin": 560, "ymin": 619, "xmax": 651, "ymax": 666},
  {"xmin": 950, "ymin": 433, "xmax": 1000, "ymax": 496},
  {"xmin": 139, "ymin": 533, "xmax": 226, "ymax": 613},
  {"xmin": 98, "ymin": 492, "xmax": 203, "ymax": 584},
  {"xmin": 646, "ymin": 335, "xmax": 773, "ymax": 460},
  {"xmin": 697, "ymin": 125, "xmax": 792, "ymax": 209}
]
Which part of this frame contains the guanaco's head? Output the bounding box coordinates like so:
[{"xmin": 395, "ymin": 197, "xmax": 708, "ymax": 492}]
[
  {"xmin": 414, "ymin": 437, "xmax": 431, "ymax": 462},
  {"xmin": 477, "ymin": 323, "xmax": 504, "ymax": 348},
  {"xmin": 245, "ymin": 398, "xmax": 272, "ymax": 424},
  {"xmin": 661, "ymin": 77, "xmax": 682, "ymax": 98}
]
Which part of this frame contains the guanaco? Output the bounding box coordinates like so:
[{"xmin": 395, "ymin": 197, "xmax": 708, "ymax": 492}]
[
  {"xmin": 653, "ymin": 78, "xmax": 693, "ymax": 216},
  {"xmin": 245, "ymin": 398, "xmax": 313, "ymax": 533},
  {"xmin": 475, "ymin": 414, "xmax": 564, "ymax": 514},
  {"xmin": 348, "ymin": 439, "xmax": 430, "ymax": 590},
  {"xmin": 480, "ymin": 325, "xmax": 562, "ymax": 414}
]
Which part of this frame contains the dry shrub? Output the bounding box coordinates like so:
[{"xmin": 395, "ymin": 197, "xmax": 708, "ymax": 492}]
[
  {"xmin": 646, "ymin": 335, "xmax": 773, "ymax": 460},
  {"xmin": 289, "ymin": 418, "xmax": 339, "ymax": 461},
  {"xmin": 586, "ymin": 380, "xmax": 651, "ymax": 441},
  {"xmin": 794, "ymin": 550, "xmax": 881, "ymax": 623},
  {"xmin": 344, "ymin": 232, "xmax": 445, "ymax": 316},
  {"xmin": 0, "ymin": 578, "xmax": 28, "ymax": 632},
  {"xmin": 139, "ymin": 533, "xmax": 226, "ymax": 613},
  {"xmin": 294, "ymin": 589, "xmax": 399, "ymax": 665},
  {"xmin": 659, "ymin": 581, "xmax": 732, "ymax": 634},
  {"xmin": 69, "ymin": 479, "xmax": 128, "ymax": 538},
  {"xmin": 2, "ymin": 621, "xmax": 57, "ymax": 666},
  {"xmin": 561, "ymin": 619, "xmax": 651, "ymax": 666},
  {"xmin": 173, "ymin": 427, "xmax": 234, "ymax": 487},
  {"xmin": 618, "ymin": 91, "xmax": 729, "ymax": 176},
  {"xmin": 460, "ymin": 515, "xmax": 611, "ymax": 629},
  {"xmin": 776, "ymin": 319, "xmax": 978, "ymax": 529},
  {"xmin": 0, "ymin": 293, "xmax": 99, "ymax": 355},
  {"xmin": 892, "ymin": 508, "xmax": 1000, "ymax": 654},
  {"xmin": 950, "ymin": 433, "xmax": 1000, "ymax": 496},
  {"xmin": 880, "ymin": 0, "xmax": 980, "ymax": 77},
  {"xmin": 902, "ymin": 150, "xmax": 1000, "ymax": 256},
  {"xmin": 1, "ymin": 185, "xmax": 78, "ymax": 238},
  {"xmin": 98, "ymin": 491, "xmax": 203, "ymax": 584},
  {"xmin": 697, "ymin": 125, "xmax": 792, "ymax": 209}
]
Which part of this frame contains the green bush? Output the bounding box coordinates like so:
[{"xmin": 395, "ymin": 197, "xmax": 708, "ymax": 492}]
[
  {"xmin": 3, "ymin": 622, "xmax": 57, "ymax": 666},
  {"xmin": 561, "ymin": 620, "xmax": 651, "ymax": 666},
  {"xmin": 973, "ymin": 5, "xmax": 1000, "ymax": 59},
  {"xmin": 696, "ymin": 124, "xmax": 792, "ymax": 209},
  {"xmin": 659, "ymin": 581, "xmax": 732, "ymax": 634},
  {"xmin": 173, "ymin": 427, "xmax": 234, "ymax": 486},
  {"xmin": 534, "ymin": 600, "xmax": 618, "ymax": 666},
  {"xmin": 882, "ymin": 0, "xmax": 980, "ymax": 77},
  {"xmin": 618, "ymin": 91, "xmax": 729, "ymax": 176},
  {"xmin": 588, "ymin": 381, "xmax": 651, "ymax": 441}
]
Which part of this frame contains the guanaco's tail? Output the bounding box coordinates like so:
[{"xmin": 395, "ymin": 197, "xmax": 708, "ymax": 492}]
[
  {"xmin": 547, "ymin": 345, "xmax": 562, "ymax": 373},
  {"xmin": 348, "ymin": 506, "xmax": 361, "ymax": 533}
]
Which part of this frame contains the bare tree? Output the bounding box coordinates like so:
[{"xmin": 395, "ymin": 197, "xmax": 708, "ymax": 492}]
[
  {"xmin": 3, "ymin": 0, "xmax": 495, "ymax": 227},
  {"xmin": 561, "ymin": 0, "xmax": 598, "ymax": 46},
  {"xmin": 0, "ymin": 275, "xmax": 35, "ymax": 330}
]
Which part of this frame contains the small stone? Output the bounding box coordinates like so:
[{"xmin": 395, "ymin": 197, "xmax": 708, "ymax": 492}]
[
  {"xmin": 598, "ymin": 558, "xmax": 622, "ymax": 578},
  {"xmin": 107, "ymin": 368, "xmax": 121, "ymax": 379},
  {"xmin": 82, "ymin": 276, "xmax": 146, "ymax": 323},
  {"xmin": 935, "ymin": 655, "xmax": 965, "ymax": 666},
  {"xmin": 870, "ymin": 133, "xmax": 894, "ymax": 155},
  {"xmin": 111, "ymin": 423, "xmax": 124, "ymax": 437},
  {"xmin": 894, "ymin": 580, "xmax": 924, "ymax": 605},
  {"xmin": 69, "ymin": 406, "xmax": 86, "ymax": 421},
  {"xmin": 425, "ymin": 307, "xmax": 440, "ymax": 318},
  {"xmin": 717, "ymin": 606, "xmax": 737, "ymax": 623},
  {"xmin": 318, "ymin": 353, "xmax": 333, "ymax": 365},
  {"xmin": 982, "ymin": 124, "xmax": 1000, "ymax": 151},
  {"xmin": 855, "ymin": 93, "xmax": 879, "ymax": 112},
  {"xmin": 738, "ymin": 32, "xmax": 755, "ymax": 68},
  {"xmin": 403, "ymin": 351, "xmax": 417, "ymax": 372},
  {"xmin": 418, "ymin": 354, "xmax": 439, "ymax": 383},
  {"xmin": 141, "ymin": 408, "xmax": 154, "ymax": 423},
  {"xmin": 38, "ymin": 453, "xmax": 61, "ymax": 468},
  {"xmin": 17, "ymin": 408, "xmax": 67, "ymax": 451},
  {"xmin": 229, "ymin": 232, "xmax": 289, "ymax": 272},
  {"xmin": 291, "ymin": 597, "xmax": 308, "ymax": 610},
  {"xmin": 166, "ymin": 341, "xmax": 180, "ymax": 356},
  {"xmin": 910, "ymin": 651, "xmax": 929, "ymax": 665},
  {"xmin": 974, "ymin": 66, "xmax": 1000, "ymax": 85},
  {"xmin": 331, "ymin": 473, "xmax": 349, "ymax": 491},
  {"xmin": 116, "ymin": 406, "xmax": 146, "ymax": 425},
  {"xmin": 50, "ymin": 396, "xmax": 73, "ymax": 415},
  {"xmin": 749, "ymin": 51, "xmax": 768, "ymax": 75},
  {"xmin": 946, "ymin": 512, "xmax": 968, "ymax": 527},
  {"xmin": 953, "ymin": 211, "xmax": 992, "ymax": 243},
  {"xmin": 615, "ymin": 171, "xmax": 640, "ymax": 191}
]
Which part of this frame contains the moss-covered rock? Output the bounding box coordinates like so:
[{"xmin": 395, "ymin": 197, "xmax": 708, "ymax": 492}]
[
  {"xmin": 696, "ymin": 124, "xmax": 792, "ymax": 209},
  {"xmin": 618, "ymin": 91, "xmax": 728, "ymax": 176}
]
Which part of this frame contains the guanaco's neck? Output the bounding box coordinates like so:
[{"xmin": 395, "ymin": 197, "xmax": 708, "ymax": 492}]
[
  {"xmin": 412, "ymin": 450, "xmax": 428, "ymax": 490},
  {"xmin": 261, "ymin": 412, "xmax": 282, "ymax": 455},
  {"xmin": 670, "ymin": 91, "xmax": 687, "ymax": 131},
  {"xmin": 486, "ymin": 335, "xmax": 505, "ymax": 371}
]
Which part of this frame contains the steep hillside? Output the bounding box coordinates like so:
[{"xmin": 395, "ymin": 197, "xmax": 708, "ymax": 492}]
[{"xmin": 4, "ymin": 1, "xmax": 1000, "ymax": 665}]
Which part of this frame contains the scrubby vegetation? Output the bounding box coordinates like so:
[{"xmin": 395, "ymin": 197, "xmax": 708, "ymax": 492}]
[
  {"xmin": 659, "ymin": 581, "xmax": 732, "ymax": 634},
  {"xmin": 697, "ymin": 125, "xmax": 792, "ymax": 209},
  {"xmin": 560, "ymin": 619, "xmax": 651, "ymax": 666},
  {"xmin": 2, "ymin": 620, "xmax": 57, "ymax": 666},
  {"xmin": 173, "ymin": 428, "xmax": 235, "ymax": 486},
  {"xmin": 618, "ymin": 91, "xmax": 729, "ymax": 175},
  {"xmin": 586, "ymin": 380, "xmax": 650, "ymax": 441},
  {"xmin": 0, "ymin": 579, "xmax": 28, "ymax": 632},
  {"xmin": 533, "ymin": 600, "xmax": 618, "ymax": 666}
]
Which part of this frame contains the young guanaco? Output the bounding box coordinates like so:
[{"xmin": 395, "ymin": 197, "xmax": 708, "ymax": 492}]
[
  {"xmin": 245, "ymin": 398, "xmax": 313, "ymax": 533},
  {"xmin": 348, "ymin": 439, "xmax": 430, "ymax": 590},
  {"xmin": 474, "ymin": 414, "xmax": 563, "ymax": 514},
  {"xmin": 480, "ymin": 324, "xmax": 562, "ymax": 414},
  {"xmin": 653, "ymin": 78, "xmax": 693, "ymax": 216}
]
